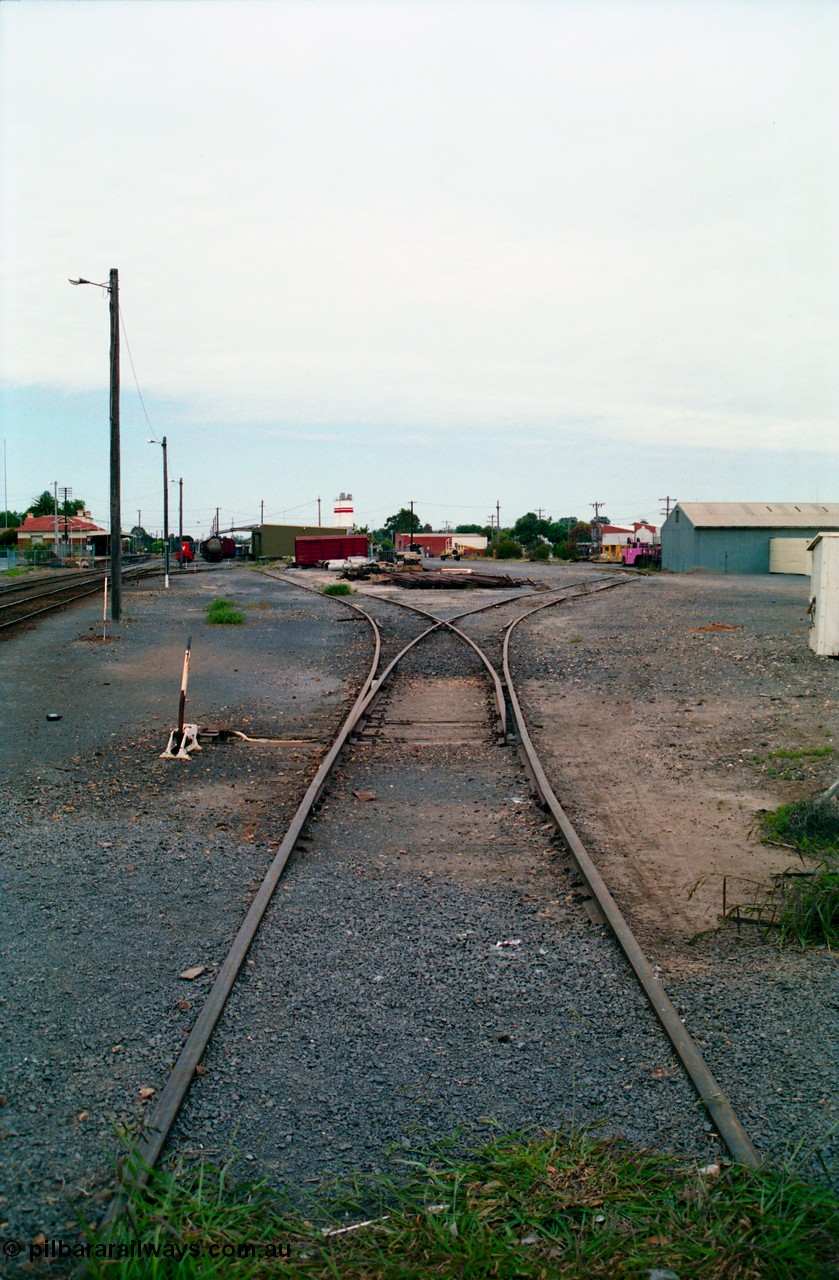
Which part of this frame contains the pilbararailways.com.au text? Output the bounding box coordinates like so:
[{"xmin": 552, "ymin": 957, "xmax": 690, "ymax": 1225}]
[{"xmin": 4, "ymin": 1237, "xmax": 292, "ymax": 1264}]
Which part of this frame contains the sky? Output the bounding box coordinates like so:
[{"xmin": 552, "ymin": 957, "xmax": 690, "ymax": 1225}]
[{"xmin": 1, "ymin": 0, "xmax": 837, "ymax": 540}]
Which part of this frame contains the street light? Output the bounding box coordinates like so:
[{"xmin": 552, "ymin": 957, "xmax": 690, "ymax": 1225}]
[
  {"xmin": 69, "ymin": 270, "xmax": 121, "ymax": 619},
  {"xmin": 148, "ymin": 436, "xmax": 169, "ymax": 588}
]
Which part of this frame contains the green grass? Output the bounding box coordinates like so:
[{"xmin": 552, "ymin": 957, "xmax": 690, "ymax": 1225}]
[
  {"xmin": 81, "ymin": 1130, "xmax": 839, "ymax": 1279},
  {"xmin": 206, "ymin": 598, "xmax": 245, "ymax": 625},
  {"xmin": 323, "ymin": 582, "xmax": 352, "ymax": 596},
  {"xmin": 760, "ymin": 799, "xmax": 839, "ymax": 947},
  {"xmin": 2, "ymin": 565, "xmax": 27, "ymax": 577},
  {"xmin": 760, "ymin": 799, "xmax": 839, "ymax": 857}
]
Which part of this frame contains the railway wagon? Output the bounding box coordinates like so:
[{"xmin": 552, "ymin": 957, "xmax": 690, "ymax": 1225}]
[
  {"xmin": 200, "ymin": 535, "xmax": 237, "ymax": 563},
  {"xmin": 294, "ymin": 535, "xmax": 369, "ymax": 567}
]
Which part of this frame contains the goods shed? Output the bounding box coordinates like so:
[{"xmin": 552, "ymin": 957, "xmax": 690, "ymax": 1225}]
[
  {"xmin": 251, "ymin": 523, "xmax": 349, "ymax": 559},
  {"xmin": 661, "ymin": 502, "xmax": 839, "ymax": 574}
]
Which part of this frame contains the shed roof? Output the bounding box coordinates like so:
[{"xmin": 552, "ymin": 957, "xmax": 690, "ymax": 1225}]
[{"xmin": 674, "ymin": 502, "xmax": 839, "ymax": 529}]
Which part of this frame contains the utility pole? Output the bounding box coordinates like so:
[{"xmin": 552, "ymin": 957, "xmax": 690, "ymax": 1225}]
[
  {"xmin": 59, "ymin": 487, "xmax": 73, "ymax": 557},
  {"xmin": 178, "ymin": 478, "xmax": 183, "ymax": 569},
  {"xmin": 317, "ymin": 496, "xmax": 321, "ymax": 526},
  {"xmin": 659, "ymin": 496, "xmax": 677, "ymax": 520},
  {"xmin": 53, "ymin": 481, "xmax": 60, "ymax": 557},
  {"xmin": 591, "ymin": 501, "xmax": 605, "ymax": 551},
  {"xmin": 410, "ymin": 499, "xmax": 415, "ymax": 538},
  {"xmin": 260, "ymin": 498, "xmax": 264, "ymax": 526},
  {"xmin": 162, "ymin": 438, "xmax": 170, "ymax": 588},
  {"xmin": 214, "ymin": 507, "xmax": 219, "ymax": 535},
  {"xmin": 137, "ymin": 509, "xmax": 142, "ymax": 555},
  {"xmin": 536, "ymin": 508, "xmax": 544, "ymax": 522},
  {"xmin": 496, "ymin": 500, "xmax": 501, "ymax": 537},
  {"xmin": 69, "ymin": 270, "xmax": 121, "ymax": 618},
  {"xmin": 108, "ymin": 268, "xmax": 122, "ymax": 619},
  {"xmin": 3, "ymin": 440, "xmax": 7, "ymax": 528}
]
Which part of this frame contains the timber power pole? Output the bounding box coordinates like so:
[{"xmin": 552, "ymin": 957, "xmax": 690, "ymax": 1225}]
[
  {"xmin": 109, "ymin": 269, "xmax": 122, "ymax": 619},
  {"xmin": 591, "ymin": 501, "xmax": 605, "ymax": 551},
  {"xmin": 659, "ymin": 496, "xmax": 677, "ymax": 519}
]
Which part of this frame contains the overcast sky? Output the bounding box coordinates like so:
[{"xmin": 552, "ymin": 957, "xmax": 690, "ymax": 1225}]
[{"xmin": 1, "ymin": 0, "xmax": 837, "ymax": 538}]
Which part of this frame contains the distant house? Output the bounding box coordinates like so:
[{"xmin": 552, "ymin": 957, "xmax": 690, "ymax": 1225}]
[
  {"xmin": 15, "ymin": 512, "xmax": 110, "ymax": 557},
  {"xmin": 599, "ymin": 522, "xmax": 658, "ymax": 562},
  {"xmin": 661, "ymin": 502, "xmax": 839, "ymax": 574}
]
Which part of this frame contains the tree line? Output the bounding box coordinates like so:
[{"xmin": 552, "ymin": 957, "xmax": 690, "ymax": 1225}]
[{"xmin": 368, "ymin": 507, "xmax": 610, "ymax": 559}]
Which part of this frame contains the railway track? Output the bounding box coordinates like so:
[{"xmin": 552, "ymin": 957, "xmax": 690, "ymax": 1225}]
[
  {"xmin": 0, "ymin": 565, "xmax": 158, "ymax": 633},
  {"xmin": 108, "ymin": 570, "xmax": 760, "ymax": 1223}
]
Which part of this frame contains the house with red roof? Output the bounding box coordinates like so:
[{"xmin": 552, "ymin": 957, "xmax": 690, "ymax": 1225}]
[
  {"xmin": 15, "ymin": 512, "xmax": 111, "ymax": 559},
  {"xmin": 598, "ymin": 521, "xmax": 658, "ymax": 562}
]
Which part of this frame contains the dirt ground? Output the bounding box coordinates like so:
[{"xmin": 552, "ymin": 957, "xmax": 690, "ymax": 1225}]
[{"xmin": 513, "ymin": 571, "xmax": 837, "ymax": 952}]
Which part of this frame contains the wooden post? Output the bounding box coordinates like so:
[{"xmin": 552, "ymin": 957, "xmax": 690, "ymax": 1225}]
[{"xmin": 109, "ymin": 268, "xmax": 122, "ymax": 620}]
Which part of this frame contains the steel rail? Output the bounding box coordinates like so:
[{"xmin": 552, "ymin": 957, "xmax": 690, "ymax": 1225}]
[
  {"xmin": 0, "ymin": 566, "xmax": 157, "ymax": 632},
  {"xmin": 105, "ymin": 595, "xmax": 383, "ymax": 1219},
  {"xmin": 501, "ymin": 595, "xmax": 762, "ymax": 1169}
]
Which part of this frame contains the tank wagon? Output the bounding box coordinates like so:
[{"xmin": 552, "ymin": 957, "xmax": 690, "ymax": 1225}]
[
  {"xmin": 200, "ymin": 535, "xmax": 237, "ymax": 563},
  {"xmin": 294, "ymin": 535, "xmax": 369, "ymax": 567}
]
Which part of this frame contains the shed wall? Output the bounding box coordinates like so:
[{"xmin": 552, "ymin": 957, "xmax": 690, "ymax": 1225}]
[
  {"xmin": 253, "ymin": 524, "xmax": 348, "ymax": 558},
  {"xmin": 662, "ymin": 513, "xmax": 826, "ymax": 574}
]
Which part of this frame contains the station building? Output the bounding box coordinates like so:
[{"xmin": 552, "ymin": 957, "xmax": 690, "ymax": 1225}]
[{"xmin": 661, "ymin": 502, "xmax": 839, "ymax": 574}]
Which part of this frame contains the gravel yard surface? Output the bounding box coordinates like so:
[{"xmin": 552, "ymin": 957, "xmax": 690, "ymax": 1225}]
[
  {"xmin": 504, "ymin": 569, "xmax": 837, "ymax": 1183},
  {"xmin": 171, "ymin": 625, "xmax": 716, "ymax": 1206},
  {"xmin": 1, "ymin": 562, "xmax": 836, "ymax": 1260},
  {"xmin": 0, "ymin": 568, "xmax": 371, "ymax": 1247}
]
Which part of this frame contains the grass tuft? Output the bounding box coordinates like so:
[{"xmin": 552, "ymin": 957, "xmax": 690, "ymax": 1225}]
[
  {"xmin": 206, "ymin": 598, "xmax": 245, "ymax": 625},
  {"xmin": 81, "ymin": 1130, "xmax": 839, "ymax": 1278},
  {"xmin": 760, "ymin": 799, "xmax": 839, "ymax": 857},
  {"xmin": 323, "ymin": 582, "xmax": 352, "ymax": 596},
  {"xmin": 760, "ymin": 799, "xmax": 839, "ymax": 947}
]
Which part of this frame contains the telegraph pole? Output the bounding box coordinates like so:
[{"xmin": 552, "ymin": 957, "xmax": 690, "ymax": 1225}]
[
  {"xmin": 260, "ymin": 498, "xmax": 264, "ymax": 525},
  {"xmin": 659, "ymin": 496, "xmax": 677, "ymax": 520},
  {"xmin": 108, "ymin": 269, "xmax": 122, "ymax": 618},
  {"xmin": 69, "ymin": 270, "xmax": 122, "ymax": 617},
  {"xmin": 496, "ymin": 500, "xmax": 501, "ymax": 536},
  {"xmin": 591, "ymin": 501, "xmax": 605, "ymax": 551},
  {"xmin": 317, "ymin": 496, "xmax": 321, "ymax": 526},
  {"xmin": 59, "ymin": 486, "xmax": 73, "ymax": 556},
  {"xmin": 53, "ymin": 482, "xmax": 60, "ymax": 557},
  {"xmin": 178, "ymin": 478, "xmax": 183, "ymax": 569}
]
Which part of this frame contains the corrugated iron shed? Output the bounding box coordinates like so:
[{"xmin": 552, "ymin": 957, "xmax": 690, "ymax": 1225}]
[
  {"xmin": 674, "ymin": 502, "xmax": 839, "ymax": 529},
  {"xmin": 662, "ymin": 502, "xmax": 839, "ymax": 574}
]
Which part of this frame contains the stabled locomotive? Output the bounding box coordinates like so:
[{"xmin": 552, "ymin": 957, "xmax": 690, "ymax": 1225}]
[
  {"xmin": 175, "ymin": 535, "xmax": 195, "ymax": 564},
  {"xmin": 200, "ymin": 535, "xmax": 237, "ymax": 563}
]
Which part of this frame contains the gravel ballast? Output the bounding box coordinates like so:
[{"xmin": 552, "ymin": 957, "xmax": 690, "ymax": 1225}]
[{"xmin": 1, "ymin": 563, "xmax": 836, "ymax": 1254}]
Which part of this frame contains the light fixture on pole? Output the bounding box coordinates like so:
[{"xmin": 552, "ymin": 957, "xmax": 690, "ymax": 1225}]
[
  {"xmin": 148, "ymin": 436, "xmax": 170, "ymax": 588},
  {"xmin": 69, "ymin": 271, "xmax": 122, "ymax": 619}
]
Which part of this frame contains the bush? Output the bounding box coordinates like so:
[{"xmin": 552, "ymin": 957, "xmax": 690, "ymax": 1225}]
[
  {"xmin": 529, "ymin": 544, "xmax": 550, "ymax": 561},
  {"xmin": 761, "ymin": 798, "xmax": 839, "ymax": 947},
  {"xmin": 206, "ymin": 598, "xmax": 245, "ymax": 624},
  {"xmin": 494, "ymin": 537, "xmax": 523, "ymax": 559},
  {"xmin": 323, "ymin": 582, "xmax": 352, "ymax": 596}
]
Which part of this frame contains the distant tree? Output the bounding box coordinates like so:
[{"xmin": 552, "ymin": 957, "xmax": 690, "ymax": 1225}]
[
  {"xmin": 130, "ymin": 525, "xmax": 152, "ymax": 551},
  {"xmin": 455, "ymin": 523, "xmax": 485, "ymax": 535},
  {"xmin": 512, "ymin": 512, "xmax": 553, "ymax": 548},
  {"xmin": 384, "ymin": 508, "xmax": 422, "ymax": 536},
  {"xmin": 0, "ymin": 509, "xmax": 22, "ymax": 529},
  {"xmin": 422, "ymin": 522, "xmax": 432, "ymax": 533},
  {"xmin": 494, "ymin": 536, "xmax": 523, "ymax": 560},
  {"xmin": 567, "ymin": 521, "xmax": 592, "ymax": 555},
  {"xmin": 28, "ymin": 490, "xmax": 86, "ymax": 518}
]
